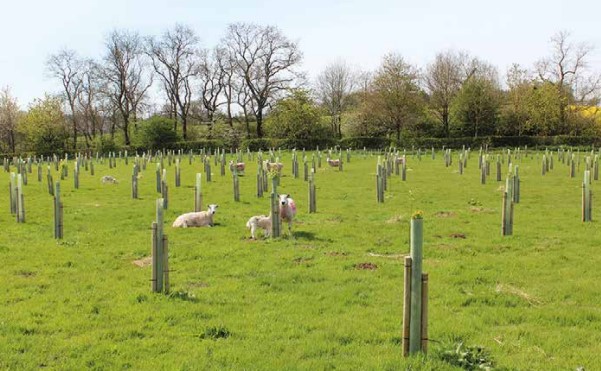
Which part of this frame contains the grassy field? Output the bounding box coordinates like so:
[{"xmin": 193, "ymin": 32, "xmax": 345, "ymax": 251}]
[{"xmin": 1, "ymin": 149, "xmax": 600, "ymax": 370}]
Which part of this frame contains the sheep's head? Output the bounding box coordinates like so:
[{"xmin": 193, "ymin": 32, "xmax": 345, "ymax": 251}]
[
  {"xmin": 208, "ymin": 204, "xmax": 218, "ymax": 215},
  {"xmin": 278, "ymin": 194, "xmax": 291, "ymax": 206}
]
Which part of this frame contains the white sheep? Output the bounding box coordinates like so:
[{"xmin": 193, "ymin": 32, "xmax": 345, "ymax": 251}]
[
  {"xmin": 172, "ymin": 204, "xmax": 218, "ymax": 228},
  {"xmin": 229, "ymin": 160, "xmax": 246, "ymax": 174},
  {"xmin": 263, "ymin": 160, "xmax": 284, "ymax": 174},
  {"xmin": 246, "ymin": 214, "xmax": 272, "ymax": 239},
  {"xmin": 101, "ymin": 175, "xmax": 119, "ymax": 184},
  {"xmin": 278, "ymin": 194, "xmax": 297, "ymax": 235},
  {"xmin": 326, "ymin": 157, "xmax": 341, "ymax": 167}
]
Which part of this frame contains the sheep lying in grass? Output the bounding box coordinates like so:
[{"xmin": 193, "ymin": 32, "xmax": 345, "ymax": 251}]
[
  {"xmin": 172, "ymin": 204, "xmax": 218, "ymax": 228},
  {"xmin": 326, "ymin": 157, "xmax": 341, "ymax": 167},
  {"xmin": 278, "ymin": 194, "xmax": 297, "ymax": 235},
  {"xmin": 101, "ymin": 175, "xmax": 119, "ymax": 184},
  {"xmin": 229, "ymin": 160, "xmax": 245, "ymax": 173},
  {"xmin": 263, "ymin": 160, "xmax": 283, "ymax": 174},
  {"xmin": 246, "ymin": 214, "xmax": 272, "ymax": 239}
]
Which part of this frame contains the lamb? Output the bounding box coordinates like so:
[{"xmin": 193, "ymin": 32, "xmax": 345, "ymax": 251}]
[
  {"xmin": 229, "ymin": 160, "xmax": 245, "ymax": 173},
  {"xmin": 278, "ymin": 194, "xmax": 297, "ymax": 235},
  {"xmin": 246, "ymin": 213, "xmax": 272, "ymax": 239},
  {"xmin": 263, "ymin": 160, "xmax": 284, "ymax": 174},
  {"xmin": 101, "ymin": 175, "xmax": 119, "ymax": 184},
  {"xmin": 327, "ymin": 157, "xmax": 341, "ymax": 167},
  {"xmin": 172, "ymin": 204, "xmax": 218, "ymax": 228},
  {"xmin": 394, "ymin": 156, "xmax": 405, "ymax": 165}
]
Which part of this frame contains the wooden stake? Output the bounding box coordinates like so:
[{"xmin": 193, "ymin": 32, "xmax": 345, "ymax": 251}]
[
  {"xmin": 163, "ymin": 235, "xmax": 169, "ymax": 294},
  {"xmin": 421, "ymin": 273, "xmax": 429, "ymax": 354},
  {"xmin": 402, "ymin": 256, "xmax": 412, "ymax": 357}
]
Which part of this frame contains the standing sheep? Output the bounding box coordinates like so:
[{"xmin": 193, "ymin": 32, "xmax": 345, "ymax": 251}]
[
  {"xmin": 278, "ymin": 194, "xmax": 297, "ymax": 235},
  {"xmin": 229, "ymin": 160, "xmax": 245, "ymax": 174},
  {"xmin": 263, "ymin": 160, "xmax": 284, "ymax": 175},
  {"xmin": 172, "ymin": 204, "xmax": 218, "ymax": 228},
  {"xmin": 246, "ymin": 214, "xmax": 272, "ymax": 239}
]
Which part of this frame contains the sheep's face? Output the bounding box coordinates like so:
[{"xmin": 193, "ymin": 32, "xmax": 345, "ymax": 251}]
[
  {"xmin": 278, "ymin": 194, "xmax": 291, "ymax": 206},
  {"xmin": 208, "ymin": 204, "xmax": 218, "ymax": 215}
]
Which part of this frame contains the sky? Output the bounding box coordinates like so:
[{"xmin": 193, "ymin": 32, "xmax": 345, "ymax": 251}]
[{"xmin": 1, "ymin": 0, "xmax": 600, "ymax": 109}]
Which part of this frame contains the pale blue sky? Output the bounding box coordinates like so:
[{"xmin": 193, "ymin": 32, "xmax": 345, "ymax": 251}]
[{"xmin": 1, "ymin": 0, "xmax": 600, "ymax": 108}]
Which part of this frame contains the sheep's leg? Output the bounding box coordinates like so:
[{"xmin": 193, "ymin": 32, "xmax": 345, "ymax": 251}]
[{"xmin": 250, "ymin": 225, "xmax": 256, "ymax": 239}]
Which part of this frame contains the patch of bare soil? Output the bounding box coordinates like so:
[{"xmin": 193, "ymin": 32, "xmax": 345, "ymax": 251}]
[
  {"xmin": 355, "ymin": 262, "xmax": 378, "ymax": 270},
  {"xmin": 386, "ymin": 215, "xmax": 405, "ymax": 224},
  {"xmin": 434, "ymin": 211, "xmax": 456, "ymax": 218},
  {"xmin": 367, "ymin": 252, "xmax": 405, "ymax": 259},
  {"xmin": 469, "ymin": 206, "xmax": 494, "ymax": 213},
  {"xmin": 326, "ymin": 251, "xmax": 349, "ymax": 257},
  {"xmin": 450, "ymin": 233, "xmax": 466, "ymax": 239},
  {"xmin": 293, "ymin": 257, "xmax": 314, "ymax": 264}
]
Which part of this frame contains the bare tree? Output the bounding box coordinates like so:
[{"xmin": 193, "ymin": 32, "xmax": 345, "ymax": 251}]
[
  {"xmin": 198, "ymin": 48, "xmax": 225, "ymax": 135},
  {"xmin": 425, "ymin": 50, "xmax": 498, "ymax": 137},
  {"xmin": 99, "ymin": 30, "xmax": 152, "ymax": 145},
  {"xmin": 316, "ymin": 61, "xmax": 355, "ymax": 137},
  {"xmin": 424, "ymin": 51, "xmax": 465, "ymax": 137},
  {"xmin": 46, "ymin": 49, "xmax": 84, "ymax": 149},
  {"xmin": 146, "ymin": 24, "xmax": 198, "ymax": 139},
  {"xmin": 216, "ymin": 46, "xmax": 236, "ymax": 127},
  {"xmin": 0, "ymin": 87, "xmax": 19, "ymax": 153},
  {"xmin": 236, "ymin": 79, "xmax": 255, "ymax": 138},
  {"xmin": 224, "ymin": 23, "xmax": 302, "ymax": 137},
  {"xmin": 536, "ymin": 31, "xmax": 601, "ymax": 130},
  {"xmin": 76, "ymin": 60, "xmax": 106, "ymax": 145}
]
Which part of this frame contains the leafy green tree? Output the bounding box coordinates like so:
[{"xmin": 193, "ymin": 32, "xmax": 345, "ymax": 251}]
[
  {"xmin": 366, "ymin": 53, "xmax": 425, "ymax": 141},
  {"xmin": 524, "ymin": 81, "xmax": 562, "ymax": 136},
  {"xmin": 135, "ymin": 116, "xmax": 180, "ymax": 150},
  {"xmin": 451, "ymin": 77, "xmax": 501, "ymax": 137},
  {"xmin": 19, "ymin": 95, "xmax": 68, "ymax": 155},
  {"xmin": 264, "ymin": 89, "xmax": 331, "ymax": 146},
  {"xmin": 499, "ymin": 64, "xmax": 534, "ymax": 136}
]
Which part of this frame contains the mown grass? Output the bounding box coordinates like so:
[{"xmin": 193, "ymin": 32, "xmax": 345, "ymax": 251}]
[{"xmin": 0, "ymin": 149, "xmax": 600, "ymax": 370}]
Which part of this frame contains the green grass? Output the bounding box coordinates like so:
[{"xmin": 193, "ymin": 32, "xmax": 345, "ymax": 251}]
[{"xmin": 0, "ymin": 150, "xmax": 599, "ymax": 370}]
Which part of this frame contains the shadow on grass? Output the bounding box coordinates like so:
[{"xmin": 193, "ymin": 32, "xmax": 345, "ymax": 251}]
[{"xmin": 293, "ymin": 231, "xmax": 317, "ymax": 240}]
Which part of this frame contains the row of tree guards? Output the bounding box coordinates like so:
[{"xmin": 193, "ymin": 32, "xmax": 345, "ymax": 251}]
[
  {"xmin": 5, "ymin": 145, "xmax": 601, "ymax": 244},
  {"xmin": 376, "ymin": 153, "xmax": 407, "ymax": 203}
]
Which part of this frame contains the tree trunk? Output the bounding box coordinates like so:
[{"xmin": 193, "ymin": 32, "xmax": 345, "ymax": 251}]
[
  {"xmin": 9, "ymin": 130, "xmax": 15, "ymax": 154},
  {"xmin": 72, "ymin": 118, "xmax": 77, "ymax": 151},
  {"xmin": 256, "ymin": 109, "xmax": 264, "ymax": 138},
  {"xmin": 182, "ymin": 116, "xmax": 188, "ymax": 140},
  {"xmin": 243, "ymin": 108, "xmax": 251, "ymax": 139},
  {"xmin": 226, "ymin": 103, "xmax": 233, "ymax": 128},
  {"xmin": 442, "ymin": 107, "xmax": 450, "ymax": 137},
  {"xmin": 123, "ymin": 122, "xmax": 130, "ymax": 145}
]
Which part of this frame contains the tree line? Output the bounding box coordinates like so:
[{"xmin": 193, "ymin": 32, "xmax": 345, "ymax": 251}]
[{"xmin": 0, "ymin": 25, "xmax": 599, "ymax": 154}]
